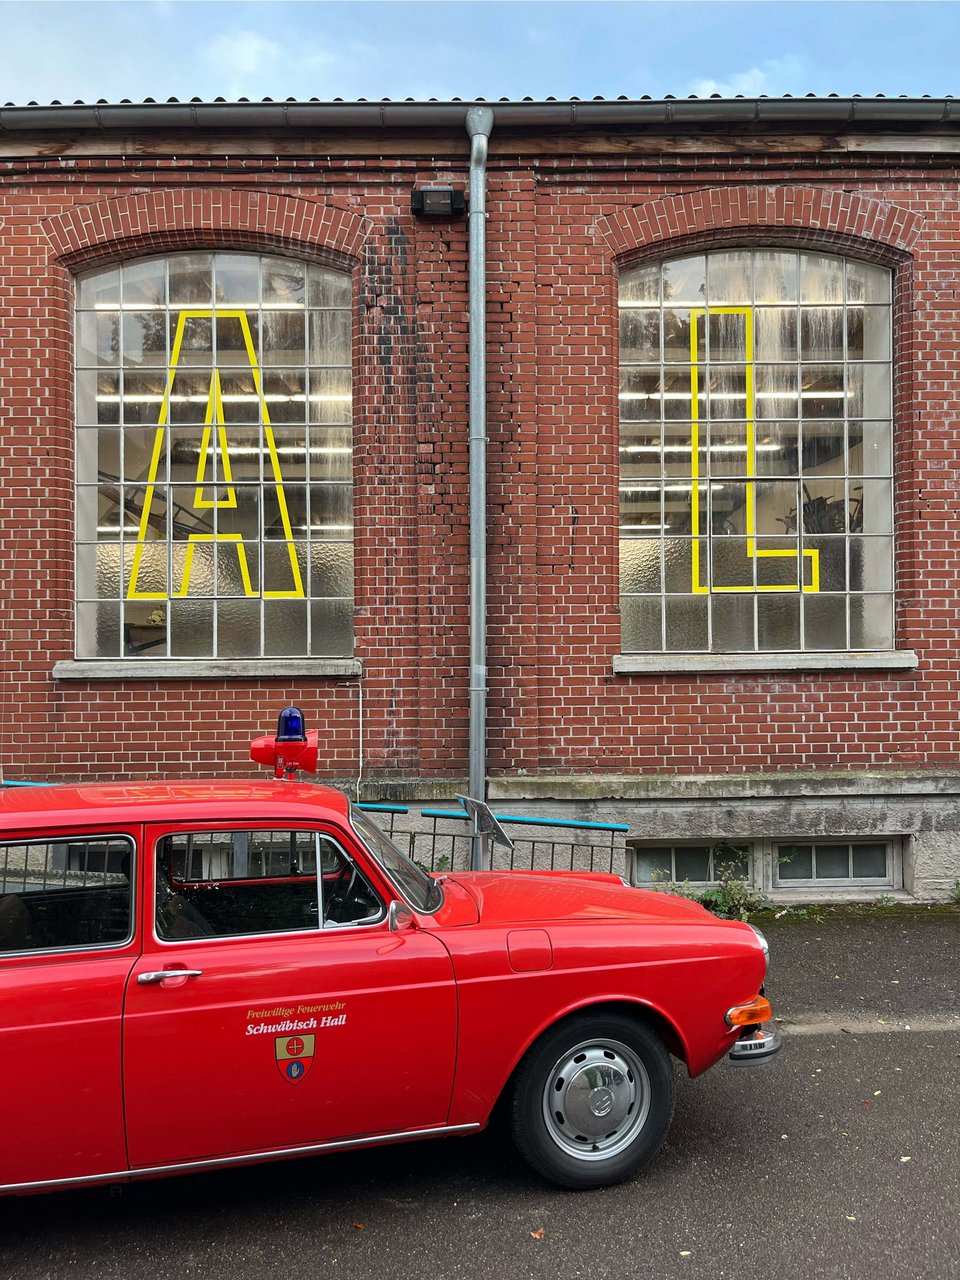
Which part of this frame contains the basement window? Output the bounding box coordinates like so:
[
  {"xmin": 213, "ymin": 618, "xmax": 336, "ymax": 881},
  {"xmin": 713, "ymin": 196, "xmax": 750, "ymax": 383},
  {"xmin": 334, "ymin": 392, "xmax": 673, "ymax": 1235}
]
[
  {"xmin": 774, "ymin": 840, "xmax": 895, "ymax": 888},
  {"xmin": 628, "ymin": 841, "xmax": 751, "ymax": 886}
]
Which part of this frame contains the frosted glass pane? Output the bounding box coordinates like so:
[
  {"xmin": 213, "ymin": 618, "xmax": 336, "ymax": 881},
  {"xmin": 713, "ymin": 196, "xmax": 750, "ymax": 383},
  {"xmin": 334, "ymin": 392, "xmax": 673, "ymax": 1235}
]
[
  {"xmin": 217, "ymin": 599, "xmax": 261, "ymax": 657},
  {"xmin": 802, "ymin": 538, "xmax": 846, "ymax": 592},
  {"xmin": 711, "ymin": 594, "xmax": 755, "ymax": 651},
  {"xmin": 849, "ymin": 537, "xmax": 893, "ymax": 592},
  {"xmin": 756, "ymin": 538, "xmax": 800, "ymax": 589},
  {"xmin": 216, "ymin": 541, "xmax": 260, "ymax": 595},
  {"xmin": 665, "ymin": 595, "xmax": 707, "ymax": 650},
  {"xmin": 170, "ymin": 600, "xmax": 214, "ymax": 657},
  {"xmin": 620, "ymin": 597, "xmax": 662, "ymax": 651},
  {"xmin": 310, "ymin": 599, "xmax": 354, "ymax": 656},
  {"xmin": 712, "ymin": 537, "xmax": 752, "ymax": 588},
  {"xmin": 77, "ymin": 543, "xmax": 122, "ymax": 599},
  {"xmin": 850, "ymin": 594, "xmax": 894, "ymax": 649},
  {"xmin": 802, "ymin": 593, "xmax": 847, "ymax": 649},
  {"xmin": 76, "ymin": 601, "xmax": 121, "ymax": 658},
  {"xmin": 262, "ymin": 542, "xmax": 307, "ymax": 596},
  {"xmin": 264, "ymin": 602, "xmax": 308, "ymax": 655},
  {"xmin": 663, "ymin": 539, "xmax": 695, "ymax": 593},
  {"xmin": 310, "ymin": 543, "xmax": 355, "ymax": 597},
  {"xmin": 620, "ymin": 540, "xmax": 661, "ymax": 594},
  {"xmin": 757, "ymin": 595, "xmax": 800, "ymax": 650}
]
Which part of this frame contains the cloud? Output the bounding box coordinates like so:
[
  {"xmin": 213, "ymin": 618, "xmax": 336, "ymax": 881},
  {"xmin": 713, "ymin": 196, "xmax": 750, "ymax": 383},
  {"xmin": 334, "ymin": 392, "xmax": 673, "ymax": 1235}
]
[
  {"xmin": 687, "ymin": 55, "xmax": 806, "ymax": 98},
  {"xmin": 206, "ymin": 31, "xmax": 282, "ymax": 79}
]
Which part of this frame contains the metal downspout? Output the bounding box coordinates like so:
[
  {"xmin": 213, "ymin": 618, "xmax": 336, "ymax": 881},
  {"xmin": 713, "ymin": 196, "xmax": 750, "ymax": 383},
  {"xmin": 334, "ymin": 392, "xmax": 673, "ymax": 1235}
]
[{"xmin": 466, "ymin": 105, "xmax": 494, "ymax": 870}]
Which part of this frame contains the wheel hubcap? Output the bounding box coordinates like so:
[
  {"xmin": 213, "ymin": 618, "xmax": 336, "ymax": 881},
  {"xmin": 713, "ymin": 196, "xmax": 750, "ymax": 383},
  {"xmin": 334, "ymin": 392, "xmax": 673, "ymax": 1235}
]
[{"xmin": 541, "ymin": 1037, "xmax": 651, "ymax": 1161}]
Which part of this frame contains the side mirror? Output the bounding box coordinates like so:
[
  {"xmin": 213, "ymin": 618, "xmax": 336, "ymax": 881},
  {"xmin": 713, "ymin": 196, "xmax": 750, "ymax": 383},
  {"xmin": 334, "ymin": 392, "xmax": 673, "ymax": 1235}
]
[{"xmin": 388, "ymin": 900, "xmax": 416, "ymax": 932}]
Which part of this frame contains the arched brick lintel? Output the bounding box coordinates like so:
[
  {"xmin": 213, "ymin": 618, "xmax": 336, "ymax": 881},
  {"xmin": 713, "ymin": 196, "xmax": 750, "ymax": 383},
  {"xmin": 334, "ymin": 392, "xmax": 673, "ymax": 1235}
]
[
  {"xmin": 598, "ymin": 186, "xmax": 924, "ymax": 261},
  {"xmin": 41, "ymin": 189, "xmax": 368, "ymax": 269}
]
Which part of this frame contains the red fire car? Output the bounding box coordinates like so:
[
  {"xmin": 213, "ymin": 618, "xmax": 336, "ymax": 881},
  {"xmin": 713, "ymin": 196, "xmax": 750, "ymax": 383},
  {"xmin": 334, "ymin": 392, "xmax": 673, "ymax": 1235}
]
[{"xmin": 0, "ymin": 776, "xmax": 779, "ymax": 1196}]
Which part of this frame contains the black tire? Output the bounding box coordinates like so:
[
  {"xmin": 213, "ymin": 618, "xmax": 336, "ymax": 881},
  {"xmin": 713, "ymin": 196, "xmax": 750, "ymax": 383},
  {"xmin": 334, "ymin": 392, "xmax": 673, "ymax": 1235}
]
[{"xmin": 510, "ymin": 1012, "xmax": 675, "ymax": 1190}]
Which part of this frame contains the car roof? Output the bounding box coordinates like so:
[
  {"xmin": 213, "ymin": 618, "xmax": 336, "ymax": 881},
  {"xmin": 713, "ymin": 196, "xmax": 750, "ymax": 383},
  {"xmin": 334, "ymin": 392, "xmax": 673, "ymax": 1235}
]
[{"xmin": 0, "ymin": 779, "xmax": 350, "ymax": 833}]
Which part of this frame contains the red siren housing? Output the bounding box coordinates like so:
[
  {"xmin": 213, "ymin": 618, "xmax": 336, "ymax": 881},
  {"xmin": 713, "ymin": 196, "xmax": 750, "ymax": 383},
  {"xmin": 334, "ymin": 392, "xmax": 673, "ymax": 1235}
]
[{"xmin": 251, "ymin": 706, "xmax": 319, "ymax": 780}]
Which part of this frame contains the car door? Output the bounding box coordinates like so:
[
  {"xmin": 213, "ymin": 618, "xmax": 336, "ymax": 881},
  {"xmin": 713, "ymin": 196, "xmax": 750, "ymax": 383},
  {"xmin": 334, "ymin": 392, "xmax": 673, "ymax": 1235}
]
[
  {"xmin": 122, "ymin": 822, "xmax": 458, "ymax": 1169},
  {"xmin": 0, "ymin": 827, "xmax": 139, "ymax": 1190}
]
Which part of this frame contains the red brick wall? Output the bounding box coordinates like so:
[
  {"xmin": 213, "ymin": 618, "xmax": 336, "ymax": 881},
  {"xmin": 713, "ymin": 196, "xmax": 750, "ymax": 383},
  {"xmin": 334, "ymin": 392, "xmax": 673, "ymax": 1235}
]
[{"xmin": 0, "ymin": 136, "xmax": 958, "ymax": 785}]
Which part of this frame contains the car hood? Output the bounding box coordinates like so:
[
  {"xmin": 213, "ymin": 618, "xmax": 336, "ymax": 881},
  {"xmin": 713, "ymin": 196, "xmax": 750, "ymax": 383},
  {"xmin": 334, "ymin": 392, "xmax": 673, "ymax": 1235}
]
[{"xmin": 442, "ymin": 870, "xmax": 716, "ymax": 927}]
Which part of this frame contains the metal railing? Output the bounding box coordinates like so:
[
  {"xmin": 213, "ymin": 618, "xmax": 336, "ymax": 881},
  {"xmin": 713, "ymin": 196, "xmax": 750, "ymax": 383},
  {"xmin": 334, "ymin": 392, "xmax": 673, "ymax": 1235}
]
[
  {"xmin": 356, "ymin": 804, "xmax": 630, "ymax": 876},
  {"xmin": 0, "ymin": 791, "xmax": 630, "ymax": 880}
]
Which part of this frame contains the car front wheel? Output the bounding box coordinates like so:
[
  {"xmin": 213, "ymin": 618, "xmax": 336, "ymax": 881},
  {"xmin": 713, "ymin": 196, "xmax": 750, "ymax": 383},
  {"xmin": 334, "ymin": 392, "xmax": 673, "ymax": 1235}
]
[{"xmin": 510, "ymin": 1012, "xmax": 675, "ymax": 1189}]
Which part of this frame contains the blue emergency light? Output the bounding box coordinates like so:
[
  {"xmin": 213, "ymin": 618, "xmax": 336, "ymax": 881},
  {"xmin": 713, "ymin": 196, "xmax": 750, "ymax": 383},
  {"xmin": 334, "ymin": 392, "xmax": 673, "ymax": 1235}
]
[
  {"xmin": 250, "ymin": 706, "xmax": 318, "ymax": 779},
  {"xmin": 276, "ymin": 706, "xmax": 307, "ymax": 743}
]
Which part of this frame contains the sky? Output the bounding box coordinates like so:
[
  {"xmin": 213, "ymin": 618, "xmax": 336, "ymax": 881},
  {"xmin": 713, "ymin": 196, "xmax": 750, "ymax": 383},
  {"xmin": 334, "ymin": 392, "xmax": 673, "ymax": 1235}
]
[{"xmin": 1, "ymin": 1, "xmax": 959, "ymax": 106}]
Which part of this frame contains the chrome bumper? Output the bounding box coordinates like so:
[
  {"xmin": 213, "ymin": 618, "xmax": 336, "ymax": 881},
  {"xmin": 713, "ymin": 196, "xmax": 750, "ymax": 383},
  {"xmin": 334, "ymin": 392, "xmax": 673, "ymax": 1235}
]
[{"xmin": 728, "ymin": 1026, "xmax": 783, "ymax": 1064}]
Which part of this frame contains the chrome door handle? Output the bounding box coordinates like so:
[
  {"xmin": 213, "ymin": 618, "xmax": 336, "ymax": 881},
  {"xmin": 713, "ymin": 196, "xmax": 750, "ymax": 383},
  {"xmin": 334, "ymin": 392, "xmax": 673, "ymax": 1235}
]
[{"xmin": 137, "ymin": 969, "xmax": 204, "ymax": 984}]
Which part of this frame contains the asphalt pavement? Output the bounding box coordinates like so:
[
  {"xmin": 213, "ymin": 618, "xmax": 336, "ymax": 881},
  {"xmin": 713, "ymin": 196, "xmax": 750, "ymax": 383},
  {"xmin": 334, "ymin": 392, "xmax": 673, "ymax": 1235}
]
[{"xmin": 1, "ymin": 907, "xmax": 958, "ymax": 1280}]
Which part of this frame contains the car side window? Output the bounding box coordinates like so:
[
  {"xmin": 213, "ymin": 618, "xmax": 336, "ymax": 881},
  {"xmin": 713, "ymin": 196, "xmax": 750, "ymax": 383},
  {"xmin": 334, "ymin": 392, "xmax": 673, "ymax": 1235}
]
[
  {"xmin": 0, "ymin": 836, "xmax": 134, "ymax": 953},
  {"xmin": 155, "ymin": 830, "xmax": 383, "ymax": 940}
]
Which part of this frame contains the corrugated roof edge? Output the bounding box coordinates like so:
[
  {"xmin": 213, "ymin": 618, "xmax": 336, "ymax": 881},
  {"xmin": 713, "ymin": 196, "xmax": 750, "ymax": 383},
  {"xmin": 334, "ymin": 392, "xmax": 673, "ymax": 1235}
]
[{"xmin": 0, "ymin": 96, "xmax": 958, "ymax": 131}]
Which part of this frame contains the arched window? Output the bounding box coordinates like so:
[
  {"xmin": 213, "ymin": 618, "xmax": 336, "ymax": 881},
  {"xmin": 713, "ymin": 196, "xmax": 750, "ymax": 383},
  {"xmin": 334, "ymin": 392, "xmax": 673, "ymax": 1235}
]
[
  {"xmin": 619, "ymin": 249, "xmax": 893, "ymax": 654},
  {"xmin": 75, "ymin": 252, "xmax": 352, "ymax": 659}
]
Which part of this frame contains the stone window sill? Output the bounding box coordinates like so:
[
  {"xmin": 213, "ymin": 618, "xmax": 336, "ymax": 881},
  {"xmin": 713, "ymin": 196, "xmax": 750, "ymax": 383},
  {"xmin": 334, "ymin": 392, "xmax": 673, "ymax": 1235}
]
[
  {"xmin": 52, "ymin": 658, "xmax": 362, "ymax": 681},
  {"xmin": 613, "ymin": 651, "xmax": 918, "ymax": 675}
]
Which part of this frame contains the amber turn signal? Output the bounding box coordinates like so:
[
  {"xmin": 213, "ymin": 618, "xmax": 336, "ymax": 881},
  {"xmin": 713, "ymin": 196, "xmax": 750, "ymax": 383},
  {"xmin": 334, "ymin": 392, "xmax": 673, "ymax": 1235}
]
[{"xmin": 725, "ymin": 996, "xmax": 772, "ymax": 1027}]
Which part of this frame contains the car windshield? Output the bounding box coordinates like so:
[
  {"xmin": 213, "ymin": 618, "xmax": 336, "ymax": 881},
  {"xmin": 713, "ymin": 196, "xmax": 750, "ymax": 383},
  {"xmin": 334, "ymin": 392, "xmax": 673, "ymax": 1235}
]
[{"xmin": 349, "ymin": 807, "xmax": 442, "ymax": 914}]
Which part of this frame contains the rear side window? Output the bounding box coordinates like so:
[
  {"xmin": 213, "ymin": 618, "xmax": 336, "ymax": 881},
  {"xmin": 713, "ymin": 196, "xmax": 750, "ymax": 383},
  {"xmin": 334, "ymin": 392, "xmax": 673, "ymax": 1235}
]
[
  {"xmin": 0, "ymin": 836, "xmax": 134, "ymax": 953},
  {"xmin": 155, "ymin": 830, "xmax": 383, "ymax": 940}
]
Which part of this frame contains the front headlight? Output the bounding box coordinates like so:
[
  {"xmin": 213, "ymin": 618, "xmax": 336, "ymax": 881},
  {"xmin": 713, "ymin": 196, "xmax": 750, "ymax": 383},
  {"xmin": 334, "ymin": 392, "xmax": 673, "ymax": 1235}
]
[{"xmin": 748, "ymin": 923, "xmax": 770, "ymax": 972}]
